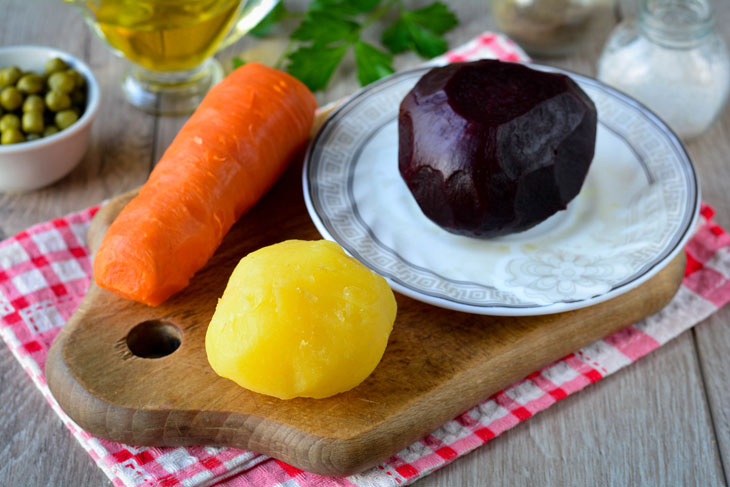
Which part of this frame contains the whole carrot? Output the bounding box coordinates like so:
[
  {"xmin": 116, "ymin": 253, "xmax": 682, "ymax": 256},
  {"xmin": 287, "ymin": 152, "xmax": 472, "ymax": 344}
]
[{"xmin": 94, "ymin": 63, "xmax": 317, "ymax": 306}]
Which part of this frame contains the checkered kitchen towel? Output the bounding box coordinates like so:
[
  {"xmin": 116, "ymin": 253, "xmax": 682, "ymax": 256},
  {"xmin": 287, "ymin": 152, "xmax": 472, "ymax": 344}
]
[{"xmin": 2, "ymin": 34, "xmax": 730, "ymax": 487}]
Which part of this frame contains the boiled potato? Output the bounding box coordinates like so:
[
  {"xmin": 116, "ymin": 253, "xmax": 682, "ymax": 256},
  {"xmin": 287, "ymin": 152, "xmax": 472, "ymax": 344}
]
[{"xmin": 206, "ymin": 240, "xmax": 396, "ymax": 399}]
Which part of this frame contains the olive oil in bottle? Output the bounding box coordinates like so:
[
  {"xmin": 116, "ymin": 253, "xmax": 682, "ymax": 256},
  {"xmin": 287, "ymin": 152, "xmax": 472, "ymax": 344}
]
[{"xmin": 82, "ymin": 0, "xmax": 242, "ymax": 72}]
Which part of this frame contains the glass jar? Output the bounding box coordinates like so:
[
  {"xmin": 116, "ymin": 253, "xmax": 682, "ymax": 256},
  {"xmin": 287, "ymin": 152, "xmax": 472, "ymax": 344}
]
[
  {"xmin": 597, "ymin": 0, "xmax": 730, "ymax": 140},
  {"xmin": 490, "ymin": 0, "xmax": 611, "ymax": 57}
]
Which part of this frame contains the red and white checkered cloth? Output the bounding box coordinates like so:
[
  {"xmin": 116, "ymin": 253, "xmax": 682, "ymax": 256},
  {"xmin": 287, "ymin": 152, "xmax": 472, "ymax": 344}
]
[{"xmin": 2, "ymin": 33, "xmax": 730, "ymax": 487}]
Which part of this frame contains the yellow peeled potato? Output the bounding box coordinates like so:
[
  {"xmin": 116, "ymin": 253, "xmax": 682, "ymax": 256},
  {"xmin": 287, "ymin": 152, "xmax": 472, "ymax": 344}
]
[{"xmin": 205, "ymin": 239, "xmax": 397, "ymax": 399}]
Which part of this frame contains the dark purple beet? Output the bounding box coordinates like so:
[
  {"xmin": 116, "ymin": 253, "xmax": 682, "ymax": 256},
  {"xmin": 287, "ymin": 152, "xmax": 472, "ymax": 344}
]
[{"xmin": 398, "ymin": 60, "xmax": 597, "ymax": 238}]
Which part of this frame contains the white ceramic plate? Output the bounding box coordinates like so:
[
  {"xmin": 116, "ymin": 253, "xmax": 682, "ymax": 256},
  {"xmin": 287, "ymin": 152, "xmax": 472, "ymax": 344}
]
[{"xmin": 303, "ymin": 65, "xmax": 699, "ymax": 316}]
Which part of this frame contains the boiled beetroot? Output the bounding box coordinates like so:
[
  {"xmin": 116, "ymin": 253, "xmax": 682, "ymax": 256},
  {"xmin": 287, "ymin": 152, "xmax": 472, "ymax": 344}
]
[{"xmin": 398, "ymin": 60, "xmax": 597, "ymax": 238}]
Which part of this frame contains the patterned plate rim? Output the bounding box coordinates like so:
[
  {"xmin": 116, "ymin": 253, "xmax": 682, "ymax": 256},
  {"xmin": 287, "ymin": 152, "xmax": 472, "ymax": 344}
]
[{"xmin": 302, "ymin": 64, "xmax": 700, "ymax": 316}]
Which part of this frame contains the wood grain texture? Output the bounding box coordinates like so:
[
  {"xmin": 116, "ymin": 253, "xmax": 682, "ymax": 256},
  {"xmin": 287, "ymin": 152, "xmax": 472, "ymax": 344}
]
[
  {"xmin": 689, "ymin": 103, "xmax": 730, "ymax": 482},
  {"xmin": 2, "ymin": 0, "xmax": 730, "ymax": 485},
  {"xmin": 421, "ymin": 331, "xmax": 726, "ymax": 487},
  {"xmin": 692, "ymin": 109, "xmax": 730, "ymax": 478},
  {"xmin": 46, "ymin": 160, "xmax": 685, "ymax": 475},
  {"xmin": 695, "ymin": 313, "xmax": 730, "ymax": 483},
  {"xmin": 688, "ymin": 51, "xmax": 730, "ymax": 480},
  {"xmin": 666, "ymin": 1, "xmax": 730, "ymax": 482},
  {"xmin": 0, "ymin": 343, "xmax": 108, "ymax": 487}
]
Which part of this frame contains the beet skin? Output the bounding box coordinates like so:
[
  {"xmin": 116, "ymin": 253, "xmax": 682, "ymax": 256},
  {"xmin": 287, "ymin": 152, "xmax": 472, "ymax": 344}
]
[{"xmin": 398, "ymin": 60, "xmax": 597, "ymax": 238}]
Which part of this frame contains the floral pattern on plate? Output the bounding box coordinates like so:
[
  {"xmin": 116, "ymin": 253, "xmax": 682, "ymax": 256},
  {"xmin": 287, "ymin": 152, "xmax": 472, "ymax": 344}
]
[{"xmin": 506, "ymin": 249, "xmax": 633, "ymax": 303}]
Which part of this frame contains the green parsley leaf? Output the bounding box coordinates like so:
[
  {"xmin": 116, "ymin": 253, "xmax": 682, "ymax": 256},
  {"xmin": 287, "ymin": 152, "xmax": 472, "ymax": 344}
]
[
  {"xmin": 381, "ymin": 2, "xmax": 457, "ymax": 59},
  {"xmin": 232, "ymin": 57, "xmax": 246, "ymax": 69},
  {"xmin": 249, "ymin": 0, "xmax": 287, "ymax": 38},
  {"xmin": 353, "ymin": 41, "xmax": 394, "ymax": 86},
  {"xmin": 404, "ymin": 2, "xmax": 458, "ymax": 35},
  {"xmin": 405, "ymin": 19, "xmax": 448, "ymax": 58},
  {"xmin": 381, "ymin": 18, "xmax": 410, "ymax": 54},
  {"xmin": 309, "ymin": 0, "xmax": 379, "ymax": 16},
  {"xmin": 277, "ymin": 0, "xmax": 457, "ymax": 91},
  {"xmin": 286, "ymin": 44, "xmax": 349, "ymax": 92},
  {"xmin": 351, "ymin": 0, "xmax": 380, "ymax": 12},
  {"xmin": 292, "ymin": 10, "xmax": 360, "ymax": 45}
]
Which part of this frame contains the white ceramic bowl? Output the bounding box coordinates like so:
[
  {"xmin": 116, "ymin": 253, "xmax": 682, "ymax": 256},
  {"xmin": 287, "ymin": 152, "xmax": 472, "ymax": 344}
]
[{"xmin": 0, "ymin": 46, "xmax": 100, "ymax": 192}]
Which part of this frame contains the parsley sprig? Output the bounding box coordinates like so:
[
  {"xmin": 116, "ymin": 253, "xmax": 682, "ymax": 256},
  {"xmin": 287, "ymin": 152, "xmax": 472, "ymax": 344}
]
[{"xmin": 245, "ymin": 0, "xmax": 458, "ymax": 92}]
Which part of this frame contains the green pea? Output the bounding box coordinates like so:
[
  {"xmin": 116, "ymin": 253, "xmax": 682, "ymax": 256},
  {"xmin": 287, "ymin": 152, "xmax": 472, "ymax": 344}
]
[
  {"xmin": 16, "ymin": 73, "xmax": 44, "ymax": 94},
  {"xmin": 45, "ymin": 90, "xmax": 71, "ymax": 112},
  {"xmin": 0, "ymin": 66, "xmax": 21, "ymax": 88},
  {"xmin": 45, "ymin": 57, "xmax": 68, "ymax": 75},
  {"xmin": 0, "ymin": 113, "xmax": 20, "ymax": 131},
  {"xmin": 43, "ymin": 125, "xmax": 59, "ymax": 137},
  {"xmin": 22, "ymin": 94, "xmax": 45, "ymax": 113},
  {"xmin": 48, "ymin": 72, "xmax": 75, "ymax": 93},
  {"xmin": 22, "ymin": 111, "xmax": 44, "ymax": 133},
  {"xmin": 55, "ymin": 109, "xmax": 78, "ymax": 129},
  {"xmin": 26, "ymin": 133, "xmax": 41, "ymax": 141},
  {"xmin": 66, "ymin": 69, "xmax": 85, "ymax": 89},
  {"xmin": 0, "ymin": 86, "xmax": 23, "ymax": 111},
  {"xmin": 1, "ymin": 128, "xmax": 26, "ymax": 145}
]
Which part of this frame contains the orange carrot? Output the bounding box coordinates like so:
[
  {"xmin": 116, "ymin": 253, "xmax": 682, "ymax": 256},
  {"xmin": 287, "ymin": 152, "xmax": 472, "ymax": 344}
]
[{"xmin": 94, "ymin": 63, "xmax": 317, "ymax": 306}]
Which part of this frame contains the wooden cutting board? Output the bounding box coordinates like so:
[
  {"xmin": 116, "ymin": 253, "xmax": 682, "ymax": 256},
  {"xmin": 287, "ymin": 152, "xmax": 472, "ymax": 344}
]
[{"xmin": 46, "ymin": 138, "xmax": 686, "ymax": 476}]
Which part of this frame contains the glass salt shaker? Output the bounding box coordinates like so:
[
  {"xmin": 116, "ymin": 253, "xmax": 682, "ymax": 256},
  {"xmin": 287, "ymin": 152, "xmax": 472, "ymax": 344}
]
[{"xmin": 597, "ymin": 0, "xmax": 730, "ymax": 140}]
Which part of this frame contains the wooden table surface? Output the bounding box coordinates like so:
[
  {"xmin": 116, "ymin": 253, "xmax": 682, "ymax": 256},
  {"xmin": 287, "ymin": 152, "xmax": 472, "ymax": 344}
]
[{"xmin": 2, "ymin": 1, "xmax": 730, "ymax": 485}]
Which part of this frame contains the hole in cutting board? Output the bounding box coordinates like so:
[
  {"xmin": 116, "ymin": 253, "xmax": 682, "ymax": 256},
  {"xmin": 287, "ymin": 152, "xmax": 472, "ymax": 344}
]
[{"xmin": 126, "ymin": 320, "xmax": 182, "ymax": 358}]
